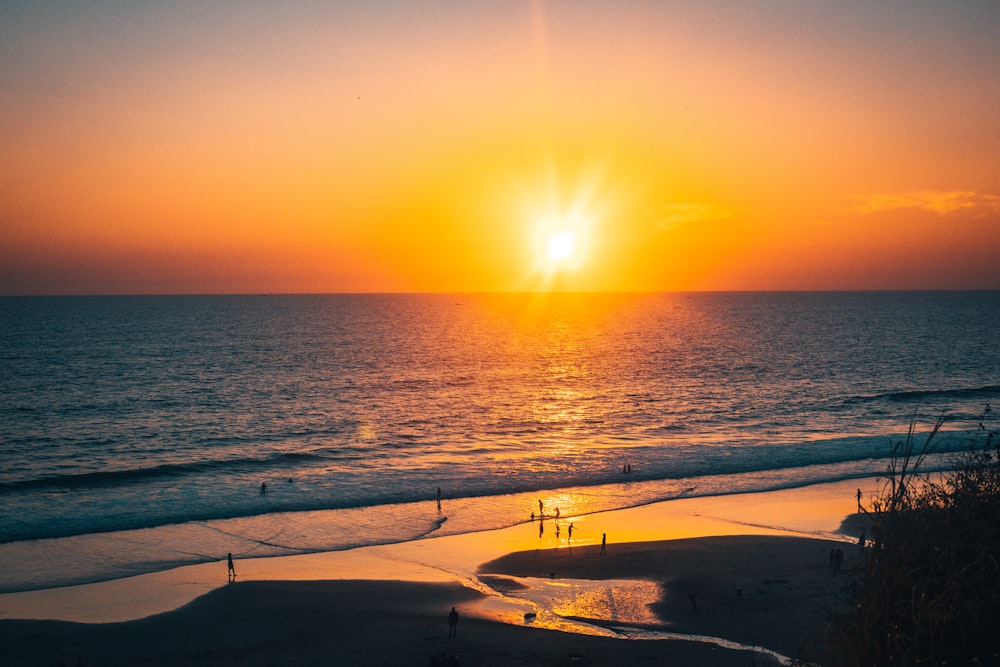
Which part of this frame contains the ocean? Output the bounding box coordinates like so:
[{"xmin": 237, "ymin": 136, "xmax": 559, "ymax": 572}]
[{"xmin": 1, "ymin": 292, "xmax": 998, "ymax": 594}]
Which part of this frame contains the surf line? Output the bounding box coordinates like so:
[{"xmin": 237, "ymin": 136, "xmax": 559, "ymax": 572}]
[{"xmin": 413, "ymin": 515, "xmax": 449, "ymax": 540}]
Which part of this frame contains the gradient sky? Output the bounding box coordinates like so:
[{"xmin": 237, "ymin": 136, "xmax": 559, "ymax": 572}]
[{"xmin": 2, "ymin": 1, "xmax": 999, "ymax": 294}]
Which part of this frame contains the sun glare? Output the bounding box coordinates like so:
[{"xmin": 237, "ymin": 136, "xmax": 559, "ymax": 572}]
[{"xmin": 516, "ymin": 166, "xmax": 608, "ymax": 287}]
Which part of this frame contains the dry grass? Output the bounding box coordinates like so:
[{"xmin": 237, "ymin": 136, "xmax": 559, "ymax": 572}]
[{"xmin": 836, "ymin": 407, "xmax": 1000, "ymax": 666}]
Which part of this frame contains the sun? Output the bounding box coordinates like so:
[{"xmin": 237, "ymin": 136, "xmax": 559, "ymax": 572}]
[
  {"xmin": 533, "ymin": 213, "xmax": 590, "ymax": 275},
  {"xmin": 513, "ymin": 166, "xmax": 607, "ymax": 286},
  {"xmin": 547, "ymin": 231, "xmax": 575, "ymax": 262}
]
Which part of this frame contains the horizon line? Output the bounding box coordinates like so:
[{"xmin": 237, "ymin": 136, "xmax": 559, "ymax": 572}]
[{"xmin": 3, "ymin": 288, "xmax": 999, "ymax": 298}]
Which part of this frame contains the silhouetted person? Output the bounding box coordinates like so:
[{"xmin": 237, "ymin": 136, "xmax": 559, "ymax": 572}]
[
  {"xmin": 828, "ymin": 548, "xmax": 844, "ymax": 574},
  {"xmin": 260, "ymin": 481, "xmax": 267, "ymax": 494},
  {"xmin": 568, "ymin": 523, "xmax": 573, "ymax": 540},
  {"xmin": 600, "ymin": 532, "xmax": 607, "ymax": 555},
  {"xmin": 538, "ymin": 499, "xmax": 544, "ymax": 515},
  {"xmin": 856, "ymin": 488, "xmax": 862, "ymax": 512},
  {"xmin": 227, "ymin": 552, "xmax": 236, "ymax": 581},
  {"xmin": 448, "ymin": 606, "xmax": 459, "ymax": 637},
  {"xmin": 437, "ymin": 486, "xmax": 442, "ymax": 510}
]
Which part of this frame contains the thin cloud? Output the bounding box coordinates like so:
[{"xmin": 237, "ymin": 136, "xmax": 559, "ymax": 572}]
[
  {"xmin": 654, "ymin": 203, "xmax": 739, "ymax": 232},
  {"xmin": 857, "ymin": 191, "xmax": 1000, "ymax": 216}
]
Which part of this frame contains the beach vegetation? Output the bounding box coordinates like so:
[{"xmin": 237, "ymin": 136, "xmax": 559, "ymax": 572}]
[{"xmin": 837, "ymin": 407, "xmax": 1000, "ymax": 666}]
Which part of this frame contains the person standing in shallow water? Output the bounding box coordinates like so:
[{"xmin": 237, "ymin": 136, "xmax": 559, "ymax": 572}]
[
  {"xmin": 448, "ymin": 606, "xmax": 459, "ymax": 637},
  {"xmin": 227, "ymin": 552, "xmax": 236, "ymax": 581}
]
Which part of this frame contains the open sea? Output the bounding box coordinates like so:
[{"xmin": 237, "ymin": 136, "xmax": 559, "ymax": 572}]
[{"xmin": 1, "ymin": 292, "xmax": 998, "ymax": 594}]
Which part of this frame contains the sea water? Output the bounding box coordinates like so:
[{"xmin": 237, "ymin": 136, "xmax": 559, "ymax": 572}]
[{"xmin": 1, "ymin": 292, "xmax": 998, "ymax": 593}]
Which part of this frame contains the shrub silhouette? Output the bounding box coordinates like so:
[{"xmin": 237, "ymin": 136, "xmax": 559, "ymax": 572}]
[{"xmin": 838, "ymin": 407, "xmax": 999, "ymax": 666}]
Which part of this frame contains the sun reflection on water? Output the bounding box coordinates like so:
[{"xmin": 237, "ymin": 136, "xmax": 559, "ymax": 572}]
[
  {"xmin": 472, "ymin": 574, "xmax": 663, "ymax": 635},
  {"xmin": 542, "ymin": 578, "xmax": 663, "ymax": 626}
]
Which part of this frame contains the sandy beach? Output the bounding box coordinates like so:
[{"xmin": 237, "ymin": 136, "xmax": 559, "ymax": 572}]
[{"xmin": 0, "ymin": 479, "xmax": 875, "ymax": 666}]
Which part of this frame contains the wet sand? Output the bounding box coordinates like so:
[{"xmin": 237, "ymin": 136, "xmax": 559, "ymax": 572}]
[
  {"xmin": 481, "ymin": 534, "xmax": 860, "ymax": 663},
  {"xmin": 1, "ymin": 535, "xmax": 859, "ymax": 666},
  {"xmin": 3, "ymin": 578, "xmax": 799, "ymax": 666},
  {"xmin": 0, "ymin": 479, "xmax": 875, "ymax": 665}
]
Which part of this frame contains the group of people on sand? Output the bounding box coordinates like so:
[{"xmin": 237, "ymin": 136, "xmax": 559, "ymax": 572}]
[
  {"xmin": 532, "ymin": 499, "xmax": 565, "ymax": 519},
  {"xmin": 529, "ymin": 499, "xmax": 608, "ymax": 554}
]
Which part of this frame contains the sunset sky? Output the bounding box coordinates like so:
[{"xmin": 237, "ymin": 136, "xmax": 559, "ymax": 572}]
[{"xmin": 3, "ymin": 1, "xmax": 999, "ymax": 295}]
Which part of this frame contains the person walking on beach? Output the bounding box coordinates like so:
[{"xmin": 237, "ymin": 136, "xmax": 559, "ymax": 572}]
[
  {"xmin": 448, "ymin": 606, "xmax": 459, "ymax": 637},
  {"xmin": 227, "ymin": 552, "xmax": 236, "ymax": 581},
  {"xmin": 856, "ymin": 488, "xmax": 862, "ymax": 512},
  {"xmin": 600, "ymin": 533, "xmax": 607, "ymax": 555}
]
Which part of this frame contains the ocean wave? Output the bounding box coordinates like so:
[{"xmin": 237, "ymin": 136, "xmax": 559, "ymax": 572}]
[
  {"xmin": 0, "ymin": 451, "xmax": 327, "ymax": 494},
  {"xmin": 843, "ymin": 385, "xmax": 1000, "ymax": 406},
  {"xmin": 1, "ymin": 430, "xmax": 979, "ymax": 545}
]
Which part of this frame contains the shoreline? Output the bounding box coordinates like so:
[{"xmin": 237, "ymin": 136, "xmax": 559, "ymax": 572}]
[
  {"xmin": 0, "ymin": 478, "xmax": 877, "ymax": 665},
  {"xmin": 0, "ymin": 477, "xmax": 876, "ymax": 623},
  {"xmin": 0, "ymin": 461, "xmax": 897, "ymax": 595}
]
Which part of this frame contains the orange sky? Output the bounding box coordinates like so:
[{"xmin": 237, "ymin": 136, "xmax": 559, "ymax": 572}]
[{"xmin": 2, "ymin": 1, "xmax": 999, "ymax": 294}]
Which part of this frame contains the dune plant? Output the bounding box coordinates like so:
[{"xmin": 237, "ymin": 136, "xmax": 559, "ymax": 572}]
[{"xmin": 837, "ymin": 406, "xmax": 999, "ymax": 666}]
